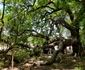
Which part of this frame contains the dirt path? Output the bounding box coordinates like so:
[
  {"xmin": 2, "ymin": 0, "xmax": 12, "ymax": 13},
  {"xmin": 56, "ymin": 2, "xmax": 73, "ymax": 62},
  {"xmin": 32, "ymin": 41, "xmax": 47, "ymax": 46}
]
[{"xmin": 1, "ymin": 56, "xmax": 85, "ymax": 70}]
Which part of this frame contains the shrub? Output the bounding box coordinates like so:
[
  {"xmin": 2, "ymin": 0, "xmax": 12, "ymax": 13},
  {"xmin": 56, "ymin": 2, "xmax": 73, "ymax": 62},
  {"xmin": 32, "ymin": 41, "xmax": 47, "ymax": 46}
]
[
  {"xmin": 14, "ymin": 49, "xmax": 30, "ymax": 63},
  {"xmin": 74, "ymin": 67, "xmax": 84, "ymax": 70}
]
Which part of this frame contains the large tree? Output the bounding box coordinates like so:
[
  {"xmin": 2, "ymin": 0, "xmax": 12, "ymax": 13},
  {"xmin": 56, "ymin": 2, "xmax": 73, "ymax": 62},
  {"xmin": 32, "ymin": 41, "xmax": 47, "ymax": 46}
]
[{"xmin": 0, "ymin": 0, "xmax": 85, "ymax": 64}]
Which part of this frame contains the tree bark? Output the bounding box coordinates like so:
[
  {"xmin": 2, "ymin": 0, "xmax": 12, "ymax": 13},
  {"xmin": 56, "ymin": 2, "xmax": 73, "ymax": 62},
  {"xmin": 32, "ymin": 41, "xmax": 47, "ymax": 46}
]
[
  {"xmin": 46, "ymin": 39, "xmax": 63, "ymax": 65},
  {"xmin": 71, "ymin": 29, "xmax": 83, "ymax": 56}
]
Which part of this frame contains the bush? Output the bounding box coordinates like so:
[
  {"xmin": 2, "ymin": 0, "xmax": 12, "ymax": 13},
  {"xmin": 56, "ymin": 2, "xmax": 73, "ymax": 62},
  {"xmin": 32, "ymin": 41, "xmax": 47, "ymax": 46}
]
[
  {"xmin": 74, "ymin": 67, "xmax": 84, "ymax": 70},
  {"xmin": 14, "ymin": 49, "xmax": 30, "ymax": 63},
  {"xmin": 0, "ymin": 62, "xmax": 4, "ymax": 69}
]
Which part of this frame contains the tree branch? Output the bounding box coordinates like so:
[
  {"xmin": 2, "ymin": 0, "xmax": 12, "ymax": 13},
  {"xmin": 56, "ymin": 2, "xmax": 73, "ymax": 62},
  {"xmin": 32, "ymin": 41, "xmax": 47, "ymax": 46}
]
[
  {"xmin": 55, "ymin": 18, "xmax": 76, "ymax": 31},
  {"xmin": 8, "ymin": 1, "xmax": 54, "ymax": 21},
  {"xmin": 54, "ymin": 18, "xmax": 78, "ymax": 36},
  {"xmin": 18, "ymin": 29, "xmax": 49, "ymax": 40},
  {"xmin": 0, "ymin": 39, "xmax": 31, "ymax": 54},
  {"xmin": 65, "ymin": 9, "xmax": 74, "ymax": 21}
]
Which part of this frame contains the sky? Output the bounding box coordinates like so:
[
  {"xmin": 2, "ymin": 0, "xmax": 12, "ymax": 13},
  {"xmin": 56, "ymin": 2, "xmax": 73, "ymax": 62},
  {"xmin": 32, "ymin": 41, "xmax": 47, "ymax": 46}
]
[
  {"xmin": 0, "ymin": 0, "xmax": 3, "ymax": 10},
  {"xmin": 0, "ymin": 5, "xmax": 3, "ymax": 10}
]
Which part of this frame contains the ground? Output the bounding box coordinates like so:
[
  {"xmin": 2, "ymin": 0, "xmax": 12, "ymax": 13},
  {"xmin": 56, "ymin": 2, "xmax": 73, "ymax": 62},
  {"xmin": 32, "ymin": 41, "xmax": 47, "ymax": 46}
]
[{"xmin": 1, "ymin": 54, "xmax": 85, "ymax": 70}]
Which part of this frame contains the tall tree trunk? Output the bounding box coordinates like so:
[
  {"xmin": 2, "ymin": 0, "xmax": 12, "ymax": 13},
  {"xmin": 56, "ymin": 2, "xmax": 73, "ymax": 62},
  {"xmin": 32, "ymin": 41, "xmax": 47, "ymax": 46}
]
[{"xmin": 71, "ymin": 29, "xmax": 83, "ymax": 56}]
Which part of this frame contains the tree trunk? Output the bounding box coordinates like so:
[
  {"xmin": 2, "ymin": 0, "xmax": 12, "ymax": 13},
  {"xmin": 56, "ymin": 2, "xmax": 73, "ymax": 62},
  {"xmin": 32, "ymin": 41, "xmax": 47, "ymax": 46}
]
[
  {"xmin": 71, "ymin": 29, "xmax": 83, "ymax": 56},
  {"xmin": 11, "ymin": 54, "xmax": 14, "ymax": 69},
  {"xmin": 46, "ymin": 39, "xmax": 63, "ymax": 65},
  {"xmin": 45, "ymin": 50, "xmax": 59, "ymax": 65}
]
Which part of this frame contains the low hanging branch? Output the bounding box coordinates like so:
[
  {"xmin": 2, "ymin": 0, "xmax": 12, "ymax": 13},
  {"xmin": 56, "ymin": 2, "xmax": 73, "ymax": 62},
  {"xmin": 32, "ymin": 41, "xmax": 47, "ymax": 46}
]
[
  {"xmin": 0, "ymin": 42, "xmax": 31, "ymax": 55},
  {"xmin": 18, "ymin": 29, "xmax": 49, "ymax": 40}
]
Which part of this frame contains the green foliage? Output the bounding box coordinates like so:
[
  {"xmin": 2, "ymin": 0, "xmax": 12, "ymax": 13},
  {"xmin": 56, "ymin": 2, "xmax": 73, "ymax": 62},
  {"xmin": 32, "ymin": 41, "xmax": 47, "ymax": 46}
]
[
  {"xmin": 0, "ymin": 0, "xmax": 85, "ymax": 65},
  {"xmin": 14, "ymin": 49, "xmax": 30, "ymax": 63},
  {"xmin": 37, "ymin": 0, "xmax": 48, "ymax": 6},
  {"xmin": 3, "ymin": 0, "xmax": 85, "ymax": 47},
  {"xmin": 74, "ymin": 67, "xmax": 84, "ymax": 70},
  {"xmin": 0, "ymin": 62, "xmax": 4, "ymax": 69},
  {"xmin": 51, "ymin": 64, "xmax": 56, "ymax": 69},
  {"xmin": 27, "ymin": 37, "xmax": 45, "ymax": 46}
]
